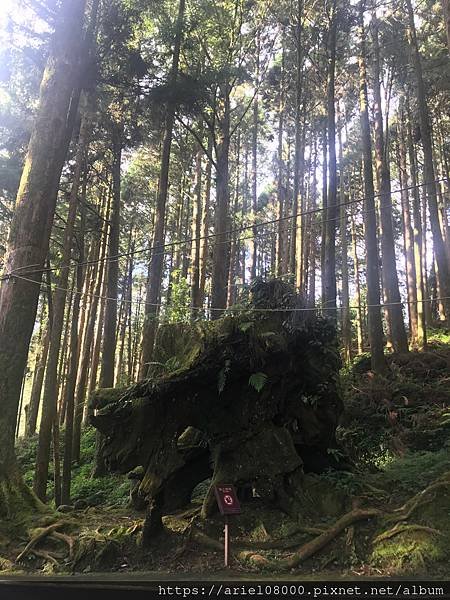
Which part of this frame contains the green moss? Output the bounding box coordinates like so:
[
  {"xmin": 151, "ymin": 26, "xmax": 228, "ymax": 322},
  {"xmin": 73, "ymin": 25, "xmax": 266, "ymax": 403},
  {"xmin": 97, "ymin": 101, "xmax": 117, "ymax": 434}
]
[
  {"xmin": 371, "ymin": 477, "xmax": 450, "ymax": 574},
  {"xmin": 371, "ymin": 530, "xmax": 445, "ymax": 573},
  {"xmin": 294, "ymin": 474, "xmax": 348, "ymax": 519},
  {"xmin": 373, "ymin": 448, "xmax": 450, "ymax": 495}
]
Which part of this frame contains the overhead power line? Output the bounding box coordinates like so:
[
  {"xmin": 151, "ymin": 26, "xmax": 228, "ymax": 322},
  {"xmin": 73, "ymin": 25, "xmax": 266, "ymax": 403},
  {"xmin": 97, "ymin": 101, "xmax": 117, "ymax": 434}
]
[
  {"xmin": 0, "ymin": 177, "xmax": 446, "ymax": 283},
  {"xmin": 10, "ymin": 272, "xmax": 450, "ymax": 317}
]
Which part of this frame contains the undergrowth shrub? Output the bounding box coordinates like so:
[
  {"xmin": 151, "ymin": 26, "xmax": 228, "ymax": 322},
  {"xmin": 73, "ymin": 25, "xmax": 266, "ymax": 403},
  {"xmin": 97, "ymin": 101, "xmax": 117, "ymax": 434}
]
[{"xmin": 16, "ymin": 427, "xmax": 129, "ymax": 507}]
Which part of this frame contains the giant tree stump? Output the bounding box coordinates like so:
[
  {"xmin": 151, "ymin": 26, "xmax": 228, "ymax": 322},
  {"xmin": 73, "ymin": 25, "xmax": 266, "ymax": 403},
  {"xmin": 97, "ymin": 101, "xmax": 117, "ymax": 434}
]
[{"xmin": 91, "ymin": 280, "xmax": 343, "ymax": 544}]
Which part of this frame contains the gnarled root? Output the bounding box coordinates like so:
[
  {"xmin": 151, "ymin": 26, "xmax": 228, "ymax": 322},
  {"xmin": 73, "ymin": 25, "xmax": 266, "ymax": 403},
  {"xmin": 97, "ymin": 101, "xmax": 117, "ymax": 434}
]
[
  {"xmin": 238, "ymin": 508, "xmax": 382, "ymax": 571},
  {"xmin": 16, "ymin": 521, "xmax": 72, "ymax": 563},
  {"xmin": 388, "ymin": 479, "xmax": 450, "ymax": 523}
]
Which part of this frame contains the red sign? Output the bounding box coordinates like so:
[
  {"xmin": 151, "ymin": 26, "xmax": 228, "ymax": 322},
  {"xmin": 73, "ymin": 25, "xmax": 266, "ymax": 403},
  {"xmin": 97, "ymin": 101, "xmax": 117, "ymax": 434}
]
[{"xmin": 214, "ymin": 484, "xmax": 242, "ymax": 515}]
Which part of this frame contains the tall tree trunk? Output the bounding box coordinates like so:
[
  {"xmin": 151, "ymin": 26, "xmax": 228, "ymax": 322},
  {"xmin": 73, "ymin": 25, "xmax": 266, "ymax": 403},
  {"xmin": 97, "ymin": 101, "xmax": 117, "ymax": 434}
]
[
  {"xmin": 290, "ymin": 0, "xmax": 304, "ymax": 285},
  {"xmin": 227, "ymin": 131, "xmax": 241, "ymax": 307},
  {"xmin": 406, "ymin": 0, "xmax": 450, "ymax": 321},
  {"xmin": 307, "ymin": 135, "xmax": 318, "ymax": 308},
  {"xmin": 52, "ymin": 414, "xmax": 61, "ymax": 507},
  {"xmin": 34, "ymin": 96, "xmax": 91, "ymax": 501},
  {"xmin": 72, "ymin": 202, "xmax": 107, "ymax": 464},
  {"xmin": 57, "ymin": 284, "xmax": 74, "ymax": 426},
  {"xmin": 199, "ymin": 135, "xmax": 213, "ymax": 306},
  {"xmin": 323, "ymin": 0, "xmax": 338, "ymax": 315},
  {"xmin": 87, "ymin": 262, "xmax": 107, "ymax": 397},
  {"xmin": 0, "ymin": 0, "xmax": 86, "ymax": 516},
  {"xmin": 25, "ymin": 311, "xmax": 50, "ymax": 437},
  {"xmin": 338, "ymin": 126, "xmax": 351, "ymax": 362},
  {"xmin": 358, "ymin": 1, "xmax": 387, "ymax": 374},
  {"xmin": 241, "ymin": 145, "xmax": 249, "ymax": 286},
  {"xmin": 397, "ymin": 108, "xmax": 418, "ymax": 346},
  {"xmin": 61, "ymin": 180, "xmax": 86, "ymax": 505},
  {"xmin": 372, "ymin": 17, "xmax": 408, "ymax": 352},
  {"xmin": 140, "ymin": 0, "xmax": 185, "ymax": 374},
  {"xmin": 92, "ymin": 125, "xmax": 122, "ymax": 479},
  {"xmin": 351, "ymin": 213, "xmax": 364, "ymax": 354},
  {"xmin": 100, "ymin": 126, "xmax": 122, "ymax": 388},
  {"xmin": 117, "ymin": 233, "xmax": 133, "ymax": 384},
  {"xmin": 249, "ymin": 34, "xmax": 260, "ymax": 283},
  {"xmin": 406, "ymin": 107, "xmax": 427, "ymax": 349},
  {"xmin": 442, "ymin": 0, "xmax": 450, "ymax": 54},
  {"xmin": 320, "ymin": 123, "xmax": 328, "ymax": 303},
  {"xmin": 211, "ymin": 82, "xmax": 231, "ymax": 317},
  {"xmin": 276, "ymin": 41, "xmax": 285, "ymax": 277},
  {"xmin": 190, "ymin": 142, "xmax": 203, "ymax": 312}
]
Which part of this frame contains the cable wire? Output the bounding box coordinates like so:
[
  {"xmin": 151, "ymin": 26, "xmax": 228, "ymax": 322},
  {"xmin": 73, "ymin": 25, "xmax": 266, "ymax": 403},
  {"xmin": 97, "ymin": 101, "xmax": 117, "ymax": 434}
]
[{"xmin": 0, "ymin": 177, "xmax": 446, "ymax": 282}]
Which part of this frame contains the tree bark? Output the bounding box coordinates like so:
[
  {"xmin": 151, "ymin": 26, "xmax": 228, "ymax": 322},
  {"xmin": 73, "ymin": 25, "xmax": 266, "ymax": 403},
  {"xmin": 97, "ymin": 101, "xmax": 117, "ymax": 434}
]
[
  {"xmin": 397, "ymin": 107, "xmax": 418, "ymax": 346},
  {"xmin": 351, "ymin": 212, "xmax": 364, "ymax": 355},
  {"xmin": 72, "ymin": 205, "xmax": 107, "ymax": 464},
  {"xmin": 338, "ymin": 126, "xmax": 351, "ymax": 362},
  {"xmin": 406, "ymin": 0, "xmax": 450, "ymax": 321},
  {"xmin": 323, "ymin": 0, "xmax": 338, "ymax": 316},
  {"xmin": 199, "ymin": 134, "xmax": 213, "ymax": 306},
  {"xmin": 0, "ymin": 0, "xmax": 86, "ymax": 517},
  {"xmin": 276, "ymin": 41, "xmax": 285, "ymax": 277},
  {"xmin": 358, "ymin": 1, "xmax": 387, "ymax": 374},
  {"xmin": 100, "ymin": 126, "xmax": 122, "ymax": 388},
  {"xmin": 372, "ymin": 17, "xmax": 408, "ymax": 352},
  {"xmin": 34, "ymin": 95, "xmax": 92, "ymax": 502},
  {"xmin": 211, "ymin": 82, "xmax": 231, "ymax": 317},
  {"xmin": 250, "ymin": 34, "xmax": 260, "ymax": 283},
  {"xmin": 25, "ymin": 310, "xmax": 50, "ymax": 437},
  {"xmin": 406, "ymin": 106, "xmax": 427, "ymax": 349},
  {"xmin": 290, "ymin": 0, "xmax": 304, "ymax": 286},
  {"xmin": 190, "ymin": 143, "xmax": 203, "ymax": 312},
  {"xmin": 321, "ymin": 123, "xmax": 328, "ymax": 304},
  {"xmin": 117, "ymin": 233, "xmax": 133, "ymax": 384},
  {"xmin": 227, "ymin": 131, "xmax": 241, "ymax": 307},
  {"xmin": 140, "ymin": 0, "xmax": 185, "ymax": 374},
  {"xmin": 442, "ymin": 0, "xmax": 450, "ymax": 54},
  {"xmin": 61, "ymin": 181, "xmax": 86, "ymax": 505}
]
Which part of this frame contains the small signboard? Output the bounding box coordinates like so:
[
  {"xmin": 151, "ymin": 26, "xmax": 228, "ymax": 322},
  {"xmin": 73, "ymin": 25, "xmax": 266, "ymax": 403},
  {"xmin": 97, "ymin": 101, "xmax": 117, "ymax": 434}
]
[{"xmin": 214, "ymin": 484, "xmax": 242, "ymax": 516}]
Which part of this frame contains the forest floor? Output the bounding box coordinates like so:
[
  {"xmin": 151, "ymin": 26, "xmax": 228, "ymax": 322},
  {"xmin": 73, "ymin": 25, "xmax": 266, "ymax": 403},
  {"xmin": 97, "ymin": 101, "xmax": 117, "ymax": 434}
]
[{"xmin": 1, "ymin": 329, "xmax": 450, "ymax": 580}]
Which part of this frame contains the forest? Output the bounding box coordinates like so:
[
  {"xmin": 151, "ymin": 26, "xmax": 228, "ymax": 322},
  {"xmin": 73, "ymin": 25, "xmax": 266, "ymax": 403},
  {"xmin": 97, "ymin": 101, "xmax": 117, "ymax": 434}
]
[{"xmin": 0, "ymin": 0, "xmax": 450, "ymax": 584}]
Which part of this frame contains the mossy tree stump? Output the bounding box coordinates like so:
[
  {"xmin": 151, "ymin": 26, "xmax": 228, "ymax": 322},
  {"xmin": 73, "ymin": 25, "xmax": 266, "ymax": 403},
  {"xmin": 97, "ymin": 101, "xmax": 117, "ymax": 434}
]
[{"xmin": 91, "ymin": 280, "xmax": 343, "ymax": 545}]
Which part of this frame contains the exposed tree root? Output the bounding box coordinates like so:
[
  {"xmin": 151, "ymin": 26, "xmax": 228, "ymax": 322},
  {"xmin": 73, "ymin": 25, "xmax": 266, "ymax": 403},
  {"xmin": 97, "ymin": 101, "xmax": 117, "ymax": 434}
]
[
  {"xmin": 187, "ymin": 523, "xmax": 327, "ymax": 554},
  {"xmin": 373, "ymin": 523, "xmax": 443, "ymax": 545},
  {"xmin": 188, "ymin": 513, "xmax": 367, "ymax": 565},
  {"xmin": 236, "ymin": 508, "xmax": 382, "ymax": 571},
  {"xmin": 282, "ymin": 508, "xmax": 382, "ymax": 569},
  {"xmin": 389, "ymin": 479, "xmax": 450, "ymax": 523},
  {"xmin": 16, "ymin": 521, "xmax": 71, "ymax": 563},
  {"xmin": 31, "ymin": 549, "xmax": 60, "ymax": 567},
  {"xmin": 50, "ymin": 531, "xmax": 75, "ymax": 560},
  {"xmin": 192, "ymin": 528, "xmax": 223, "ymax": 551},
  {"xmin": 0, "ymin": 464, "xmax": 47, "ymax": 525}
]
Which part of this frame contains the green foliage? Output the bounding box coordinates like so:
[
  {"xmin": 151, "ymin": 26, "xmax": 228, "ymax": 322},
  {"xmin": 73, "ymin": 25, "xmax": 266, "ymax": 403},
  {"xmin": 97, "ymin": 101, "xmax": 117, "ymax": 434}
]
[
  {"xmin": 376, "ymin": 448, "xmax": 450, "ymax": 495},
  {"xmin": 339, "ymin": 343, "xmax": 450, "ymax": 468},
  {"xmin": 248, "ymin": 372, "xmax": 267, "ymax": 393},
  {"xmin": 70, "ymin": 463, "xmax": 130, "ymax": 507},
  {"xmin": 16, "ymin": 427, "xmax": 129, "ymax": 508},
  {"xmin": 428, "ymin": 327, "xmax": 450, "ymax": 347},
  {"xmin": 164, "ymin": 270, "xmax": 191, "ymax": 324}
]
